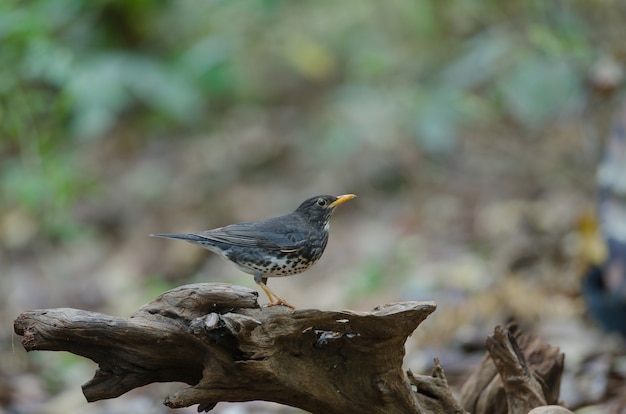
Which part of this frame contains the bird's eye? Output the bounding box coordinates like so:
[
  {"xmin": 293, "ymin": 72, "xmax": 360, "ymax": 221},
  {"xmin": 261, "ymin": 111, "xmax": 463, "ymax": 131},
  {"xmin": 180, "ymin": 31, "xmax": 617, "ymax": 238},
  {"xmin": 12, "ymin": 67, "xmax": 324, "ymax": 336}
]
[{"xmin": 317, "ymin": 198, "xmax": 327, "ymax": 207}]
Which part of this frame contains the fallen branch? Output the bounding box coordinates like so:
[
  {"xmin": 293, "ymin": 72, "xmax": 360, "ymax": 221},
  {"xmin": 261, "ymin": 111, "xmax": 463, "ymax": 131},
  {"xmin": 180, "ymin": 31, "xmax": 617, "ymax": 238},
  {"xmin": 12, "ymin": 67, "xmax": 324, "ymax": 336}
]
[
  {"xmin": 14, "ymin": 283, "xmax": 444, "ymax": 413},
  {"xmin": 13, "ymin": 283, "xmax": 568, "ymax": 413}
]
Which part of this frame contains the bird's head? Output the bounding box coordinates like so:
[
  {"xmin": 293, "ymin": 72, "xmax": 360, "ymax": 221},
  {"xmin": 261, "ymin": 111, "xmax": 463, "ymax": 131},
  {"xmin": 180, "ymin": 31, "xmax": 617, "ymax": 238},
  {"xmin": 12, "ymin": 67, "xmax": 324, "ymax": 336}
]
[{"xmin": 295, "ymin": 194, "xmax": 356, "ymax": 224}]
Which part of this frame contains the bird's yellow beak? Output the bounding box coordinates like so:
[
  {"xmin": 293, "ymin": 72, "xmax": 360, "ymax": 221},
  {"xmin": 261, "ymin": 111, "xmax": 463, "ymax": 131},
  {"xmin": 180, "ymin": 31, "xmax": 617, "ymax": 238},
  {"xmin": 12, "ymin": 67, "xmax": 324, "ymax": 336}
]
[{"xmin": 329, "ymin": 194, "xmax": 356, "ymax": 208}]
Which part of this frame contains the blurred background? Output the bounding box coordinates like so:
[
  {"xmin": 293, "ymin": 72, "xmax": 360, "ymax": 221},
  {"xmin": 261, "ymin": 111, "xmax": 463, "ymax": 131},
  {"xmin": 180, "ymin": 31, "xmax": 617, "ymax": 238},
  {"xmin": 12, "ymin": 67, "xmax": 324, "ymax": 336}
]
[{"xmin": 2, "ymin": 1, "xmax": 626, "ymax": 413}]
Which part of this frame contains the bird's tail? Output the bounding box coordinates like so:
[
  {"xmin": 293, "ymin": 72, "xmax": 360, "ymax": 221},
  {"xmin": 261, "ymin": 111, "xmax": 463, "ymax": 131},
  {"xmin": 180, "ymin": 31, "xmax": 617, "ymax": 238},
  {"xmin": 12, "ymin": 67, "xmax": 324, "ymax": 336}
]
[{"xmin": 150, "ymin": 233, "xmax": 207, "ymax": 242}]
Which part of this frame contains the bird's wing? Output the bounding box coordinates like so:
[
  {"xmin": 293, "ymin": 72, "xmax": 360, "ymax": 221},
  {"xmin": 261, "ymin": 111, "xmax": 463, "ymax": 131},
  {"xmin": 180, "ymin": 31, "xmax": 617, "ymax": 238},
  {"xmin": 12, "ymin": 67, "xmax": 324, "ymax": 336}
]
[{"xmin": 194, "ymin": 219, "xmax": 308, "ymax": 251}]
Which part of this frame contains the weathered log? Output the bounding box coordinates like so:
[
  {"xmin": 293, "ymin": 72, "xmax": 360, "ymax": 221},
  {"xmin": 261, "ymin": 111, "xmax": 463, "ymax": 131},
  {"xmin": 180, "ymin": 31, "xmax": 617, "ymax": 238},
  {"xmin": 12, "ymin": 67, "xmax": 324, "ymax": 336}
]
[
  {"xmin": 13, "ymin": 283, "xmax": 569, "ymax": 413},
  {"xmin": 14, "ymin": 283, "xmax": 447, "ymax": 413},
  {"xmin": 459, "ymin": 323, "xmax": 565, "ymax": 414}
]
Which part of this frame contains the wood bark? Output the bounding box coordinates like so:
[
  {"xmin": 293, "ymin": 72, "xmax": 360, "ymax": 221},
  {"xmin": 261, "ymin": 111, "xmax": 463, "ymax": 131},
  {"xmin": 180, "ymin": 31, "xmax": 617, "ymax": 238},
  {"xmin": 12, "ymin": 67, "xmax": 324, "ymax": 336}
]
[
  {"xmin": 459, "ymin": 323, "xmax": 565, "ymax": 414},
  {"xmin": 14, "ymin": 283, "xmax": 442, "ymax": 413},
  {"xmin": 14, "ymin": 283, "xmax": 567, "ymax": 413}
]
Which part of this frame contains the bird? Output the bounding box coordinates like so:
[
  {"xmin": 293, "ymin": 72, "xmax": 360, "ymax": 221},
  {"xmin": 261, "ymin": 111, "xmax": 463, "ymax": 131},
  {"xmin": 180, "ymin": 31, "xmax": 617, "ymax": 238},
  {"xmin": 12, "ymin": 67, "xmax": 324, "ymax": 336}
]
[{"xmin": 151, "ymin": 194, "xmax": 356, "ymax": 309}]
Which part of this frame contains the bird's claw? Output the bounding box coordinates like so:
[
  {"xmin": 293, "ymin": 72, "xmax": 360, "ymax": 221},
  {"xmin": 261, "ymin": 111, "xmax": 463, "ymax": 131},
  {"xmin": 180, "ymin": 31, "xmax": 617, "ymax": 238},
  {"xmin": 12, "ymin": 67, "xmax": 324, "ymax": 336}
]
[{"xmin": 266, "ymin": 300, "xmax": 296, "ymax": 310}]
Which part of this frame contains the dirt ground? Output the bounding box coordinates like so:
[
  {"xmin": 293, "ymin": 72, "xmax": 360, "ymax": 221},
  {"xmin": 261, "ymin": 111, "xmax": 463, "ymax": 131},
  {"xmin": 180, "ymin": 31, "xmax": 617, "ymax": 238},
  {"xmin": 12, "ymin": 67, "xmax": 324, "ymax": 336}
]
[{"xmin": 3, "ymin": 106, "xmax": 626, "ymax": 414}]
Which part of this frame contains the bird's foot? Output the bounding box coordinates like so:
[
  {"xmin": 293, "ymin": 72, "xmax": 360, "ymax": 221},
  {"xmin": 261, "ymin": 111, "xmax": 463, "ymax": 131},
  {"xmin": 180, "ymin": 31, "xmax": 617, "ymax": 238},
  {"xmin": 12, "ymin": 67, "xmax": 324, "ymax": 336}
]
[
  {"xmin": 255, "ymin": 278, "xmax": 295, "ymax": 309},
  {"xmin": 266, "ymin": 300, "xmax": 296, "ymax": 310}
]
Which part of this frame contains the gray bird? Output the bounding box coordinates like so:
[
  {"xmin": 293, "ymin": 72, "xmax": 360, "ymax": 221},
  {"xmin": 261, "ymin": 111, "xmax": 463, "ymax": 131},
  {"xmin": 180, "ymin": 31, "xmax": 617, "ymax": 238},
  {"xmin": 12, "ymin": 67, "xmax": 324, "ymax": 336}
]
[{"xmin": 152, "ymin": 194, "xmax": 356, "ymax": 309}]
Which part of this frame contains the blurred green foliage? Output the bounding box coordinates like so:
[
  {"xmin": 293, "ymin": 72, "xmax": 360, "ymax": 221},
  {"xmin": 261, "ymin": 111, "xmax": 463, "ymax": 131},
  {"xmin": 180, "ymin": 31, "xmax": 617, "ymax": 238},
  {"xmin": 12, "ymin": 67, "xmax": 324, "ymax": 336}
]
[{"xmin": 0, "ymin": 0, "xmax": 622, "ymax": 238}]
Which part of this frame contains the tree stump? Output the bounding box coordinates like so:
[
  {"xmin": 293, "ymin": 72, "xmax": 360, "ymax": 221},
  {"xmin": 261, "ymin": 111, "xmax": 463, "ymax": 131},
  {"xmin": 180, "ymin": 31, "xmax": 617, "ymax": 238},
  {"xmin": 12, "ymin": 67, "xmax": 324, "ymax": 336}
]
[{"xmin": 13, "ymin": 283, "xmax": 567, "ymax": 413}]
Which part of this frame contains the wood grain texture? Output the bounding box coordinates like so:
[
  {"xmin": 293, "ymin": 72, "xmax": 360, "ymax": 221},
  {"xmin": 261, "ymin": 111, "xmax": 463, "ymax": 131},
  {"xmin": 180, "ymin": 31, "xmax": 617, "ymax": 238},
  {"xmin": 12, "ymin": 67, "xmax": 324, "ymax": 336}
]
[
  {"xmin": 14, "ymin": 283, "xmax": 439, "ymax": 413},
  {"xmin": 459, "ymin": 323, "xmax": 565, "ymax": 414},
  {"xmin": 14, "ymin": 284, "xmax": 566, "ymax": 413}
]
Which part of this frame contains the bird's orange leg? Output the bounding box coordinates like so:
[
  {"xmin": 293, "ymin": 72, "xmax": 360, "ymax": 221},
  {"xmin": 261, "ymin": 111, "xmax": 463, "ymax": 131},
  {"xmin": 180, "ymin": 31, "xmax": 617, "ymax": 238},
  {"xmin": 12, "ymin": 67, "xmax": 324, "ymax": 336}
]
[{"xmin": 254, "ymin": 277, "xmax": 295, "ymax": 309}]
